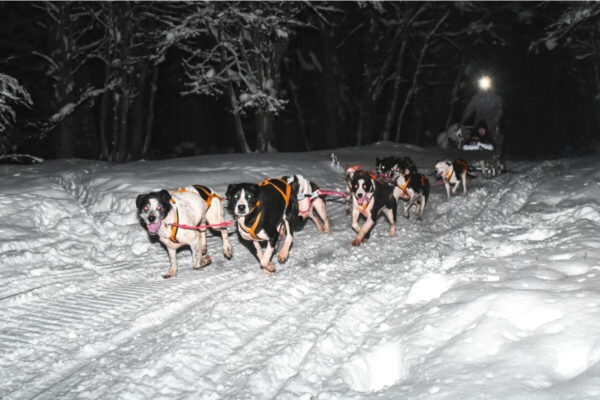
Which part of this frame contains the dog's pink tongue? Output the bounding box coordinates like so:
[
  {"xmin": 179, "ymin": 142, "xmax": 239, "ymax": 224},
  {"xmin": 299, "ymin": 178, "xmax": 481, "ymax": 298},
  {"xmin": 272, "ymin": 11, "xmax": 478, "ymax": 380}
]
[
  {"xmin": 357, "ymin": 196, "xmax": 369, "ymax": 205},
  {"xmin": 147, "ymin": 222, "xmax": 161, "ymax": 234}
]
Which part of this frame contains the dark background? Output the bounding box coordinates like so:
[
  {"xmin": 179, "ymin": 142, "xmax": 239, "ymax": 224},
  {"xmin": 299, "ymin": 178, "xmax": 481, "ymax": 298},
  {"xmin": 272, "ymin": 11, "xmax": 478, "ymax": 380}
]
[{"xmin": 1, "ymin": 1, "xmax": 598, "ymax": 161}]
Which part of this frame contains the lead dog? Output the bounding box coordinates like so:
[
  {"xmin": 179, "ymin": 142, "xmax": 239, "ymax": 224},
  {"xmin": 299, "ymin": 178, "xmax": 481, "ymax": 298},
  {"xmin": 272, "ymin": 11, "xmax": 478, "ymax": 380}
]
[
  {"xmin": 284, "ymin": 174, "xmax": 330, "ymax": 233},
  {"xmin": 136, "ymin": 185, "xmax": 233, "ymax": 278},
  {"xmin": 349, "ymin": 170, "xmax": 397, "ymax": 246},
  {"xmin": 226, "ymin": 178, "xmax": 298, "ymax": 275},
  {"xmin": 434, "ymin": 159, "xmax": 468, "ymax": 198},
  {"xmin": 394, "ymin": 172, "xmax": 430, "ymax": 220}
]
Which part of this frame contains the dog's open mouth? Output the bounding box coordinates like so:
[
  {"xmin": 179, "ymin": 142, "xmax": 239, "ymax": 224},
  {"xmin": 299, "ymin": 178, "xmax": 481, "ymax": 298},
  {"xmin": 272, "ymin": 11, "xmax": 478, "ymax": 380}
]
[
  {"xmin": 146, "ymin": 221, "xmax": 162, "ymax": 234},
  {"xmin": 356, "ymin": 195, "xmax": 371, "ymax": 206}
]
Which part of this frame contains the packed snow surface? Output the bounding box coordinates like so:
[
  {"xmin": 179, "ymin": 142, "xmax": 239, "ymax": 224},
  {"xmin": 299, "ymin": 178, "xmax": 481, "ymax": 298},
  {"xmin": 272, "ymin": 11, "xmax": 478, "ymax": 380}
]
[{"xmin": 1, "ymin": 142, "xmax": 600, "ymax": 399}]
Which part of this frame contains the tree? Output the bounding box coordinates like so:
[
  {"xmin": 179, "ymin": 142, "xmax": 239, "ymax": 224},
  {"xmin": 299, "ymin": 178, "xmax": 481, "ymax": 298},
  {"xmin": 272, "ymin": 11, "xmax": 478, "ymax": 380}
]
[
  {"xmin": 533, "ymin": 2, "xmax": 600, "ymax": 149},
  {"xmin": 178, "ymin": 2, "xmax": 310, "ymax": 152},
  {"xmin": 0, "ymin": 73, "xmax": 32, "ymax": 153}
]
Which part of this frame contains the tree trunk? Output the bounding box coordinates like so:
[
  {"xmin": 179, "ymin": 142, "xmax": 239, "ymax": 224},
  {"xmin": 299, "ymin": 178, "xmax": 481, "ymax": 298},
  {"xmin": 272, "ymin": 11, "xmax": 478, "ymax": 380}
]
[
  {"xmin": 142, "ymin": 65, "xmax": 159, "ymax": 159},
  {"xmin": 129, "ymin": 62, "xmax": 149, "ymax": 160},
  {"xmin": 227, "ymin": 82, "xmax": 251, "ymax": 153},
  {"xmin": 395, "ymin": 11, "xmax": 449, "ymax": 142},
  {"xmin": 98, "ymin": 88, "xmax": 110, "ymax": 160},
  {"xmin": 110, "ymin": 92, "xmax": 120, "ymax": 162},
  {"xmin": 288, "ymin": 79, "xmax": 310, "ymax": 150},
  {"xmin": 356, "ymin": 9, "xmax": 378, "ymax": 146},
  {"xmin": 382, "ymin": 39, "xmax": 408, "ymax": 141},
  {"xmin": 117, "ymin": 88, "xmax": 130, "ymax": 163},
  {"xmin": 445, "ymin": 55, "xmax": 465, "ymax": 129}
]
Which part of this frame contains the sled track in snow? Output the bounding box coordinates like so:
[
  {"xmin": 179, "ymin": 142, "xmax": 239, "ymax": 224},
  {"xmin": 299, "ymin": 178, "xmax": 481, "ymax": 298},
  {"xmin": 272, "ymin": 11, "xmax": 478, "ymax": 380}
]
[{"xmin": 0, "ymin": 269, "xmax": 255, "ymax": 400}]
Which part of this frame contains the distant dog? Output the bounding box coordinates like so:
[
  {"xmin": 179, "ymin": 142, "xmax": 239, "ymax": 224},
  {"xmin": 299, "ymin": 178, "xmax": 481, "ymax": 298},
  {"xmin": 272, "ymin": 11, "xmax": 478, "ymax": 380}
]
[
  {"xmin": 349, "ymin": 170, "xmax": 397, "ymax": 246},
  {"xmin": 376, "ymin": 156, "xmax": 416, "ymax": 181},
  {"xmin": 136, "ymin": 185, "xmax": 233, "ymax": 278},
  {"xmin": 226, "ymin": 178, "xmax": 298, "ymax": 275},
  {"xmin": 284, "ymin": 174, "xmax": 330, "ymax": 233},
  {"xmin": 435, "ymin": 159, "xmax": 469, "ymax": 198},
  {"xmin": 394, "ymin": 172, "xmax": 430, "ymax": 220}
]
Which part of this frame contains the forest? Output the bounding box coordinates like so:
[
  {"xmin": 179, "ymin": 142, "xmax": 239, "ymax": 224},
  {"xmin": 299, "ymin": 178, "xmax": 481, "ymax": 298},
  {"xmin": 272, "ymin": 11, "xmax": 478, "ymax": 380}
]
[{"xmin": 0, "ymin": 1, "xmax": 599, "ymax": 161}]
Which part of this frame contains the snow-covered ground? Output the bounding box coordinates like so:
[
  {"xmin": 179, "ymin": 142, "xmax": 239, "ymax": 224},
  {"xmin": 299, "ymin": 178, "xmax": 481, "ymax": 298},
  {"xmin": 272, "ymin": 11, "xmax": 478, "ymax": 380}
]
[{"xmin": 2, "ymin": 142, "xmax": 600, "ymax": 399}]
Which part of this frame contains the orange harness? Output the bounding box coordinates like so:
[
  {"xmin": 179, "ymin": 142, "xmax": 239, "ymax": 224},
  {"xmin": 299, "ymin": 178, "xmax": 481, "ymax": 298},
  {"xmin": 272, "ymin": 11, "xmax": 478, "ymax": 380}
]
[
  {"xmin": 168, "ymin": 197, "xmax": 180, "ymax": 243},
  {"xmin": 168, "ymin": 185, "xmax": 223, "ymax": 243},
  {"xmin": 397, "ymin": 176, "xmax": 411, "ymax": 197},
  {"xmin": 238, "ymin": 179, "xmax": 292, "ymax": 241}
]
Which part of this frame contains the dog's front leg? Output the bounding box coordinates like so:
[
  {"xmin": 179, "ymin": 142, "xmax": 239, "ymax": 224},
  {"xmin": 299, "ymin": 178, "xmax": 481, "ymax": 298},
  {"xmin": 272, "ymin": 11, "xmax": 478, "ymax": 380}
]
[
  {"xmin": 278, "ymin": 219, "xmax": 293, "ymax": 263},
  {"xmin": 404, "ymin": 196, "xmax": 417, "ymax": 219},
  {"xmin": 253, "ymin": 241, "xmax": 264, "ymax": 259},
  {"xmin": 444, "ymin": 181, "xmax": 451, "ymax": 198},
  {"xmin": 382, "ymin": 208, "xmax": 396, "ymax": 237},
  {"xmin": 259, "ymin": 240, "xmax": 276, "ymax": 275},
  {"xmin": 352, "ymin": 216, "xmax": 374, "ymax": 246},
  {"xmin": 164, "ymin": 247, "xmax": 178, "ymax": 279},
  {"xmin": 351, "ymin": 206, "xmax": 361, "ymax": 233},
  {"xmin": 192, "ymin": 240, "xmax": 212, "ymax": 270},
  {"xmin": 462, "ymin": 173, "xmax": 468, "ymax": 195},
  {"xmin": 452, "ymin": 180, "xmax": 461, "ymax": 195}
]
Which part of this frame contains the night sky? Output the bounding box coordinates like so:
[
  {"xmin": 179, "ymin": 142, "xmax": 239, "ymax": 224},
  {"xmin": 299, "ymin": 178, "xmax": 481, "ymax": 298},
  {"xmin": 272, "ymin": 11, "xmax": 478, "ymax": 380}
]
[{"xmin": 0, "ymin": 1, "xmax": 598, "ymax": 161}]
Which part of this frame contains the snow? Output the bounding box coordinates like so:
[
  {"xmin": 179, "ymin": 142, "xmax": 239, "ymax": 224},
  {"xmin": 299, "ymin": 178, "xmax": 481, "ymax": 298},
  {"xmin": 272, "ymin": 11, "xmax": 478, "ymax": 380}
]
[{"xmin": 1, "ymin": 142, "xmax": 600, "ymax": 399}]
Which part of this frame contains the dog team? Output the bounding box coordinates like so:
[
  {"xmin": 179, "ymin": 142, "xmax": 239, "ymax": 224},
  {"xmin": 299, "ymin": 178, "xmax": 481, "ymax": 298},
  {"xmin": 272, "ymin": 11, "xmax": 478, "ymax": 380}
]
[{"xmin": 136, "ymin": 156, "xmax": 470, "ymax": 278}]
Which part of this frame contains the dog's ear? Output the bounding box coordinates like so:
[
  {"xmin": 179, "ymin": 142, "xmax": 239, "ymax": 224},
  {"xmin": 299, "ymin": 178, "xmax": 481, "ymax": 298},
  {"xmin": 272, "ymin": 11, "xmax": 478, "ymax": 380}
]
[
  {"xmin": 446, "ymin": 160, "xmax": 452, "ymax": 166},
  {"xmin": 136, "ymin": 194, "xmax": 148, "ymax": 210},
  {"xmin": 225, "ymin": 184, "xmax": 238, "ymax": 200},
  {"xmin": 158, "ymin": 189, "xmax": 171, "ymax": 204},
  {"xmin": 376, "ymin": 158, "xmax": 381, "ymax": 165}
]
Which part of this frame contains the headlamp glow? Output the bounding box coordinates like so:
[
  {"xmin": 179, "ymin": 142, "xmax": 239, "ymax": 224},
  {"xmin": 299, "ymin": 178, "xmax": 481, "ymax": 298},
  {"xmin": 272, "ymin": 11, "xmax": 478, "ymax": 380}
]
[{"xmin": 478, "ymin": 76, "xmax": 492, "ymax": 91}]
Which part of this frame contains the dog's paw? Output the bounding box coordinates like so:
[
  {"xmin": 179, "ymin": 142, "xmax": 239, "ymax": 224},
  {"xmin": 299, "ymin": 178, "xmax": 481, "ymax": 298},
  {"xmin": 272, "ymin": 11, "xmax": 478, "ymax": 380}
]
[
  {"xmin": 224, "ymin": 246, "xmax": 233, "ymax": 259},
  {"xmin": 352, "ymin": 238, "xmax": 362, "ymax": 246},
  {"xmin": 278, "ymin": 249, "xmax": 290, "ymax": 263},
  {"xmin": 201, "ymin": 246, "xmax": 207, "ymax": 255},
  {"xmin": 194, "ymin": 255, "xmax": 212, "ymax": 269},
  {"xmin": 262, "ymin": 263, "xmax": 276, "ymax": 275},
  {"xmin": 163, "ymin": 272, "xmax": 176, "ymax": 279}
]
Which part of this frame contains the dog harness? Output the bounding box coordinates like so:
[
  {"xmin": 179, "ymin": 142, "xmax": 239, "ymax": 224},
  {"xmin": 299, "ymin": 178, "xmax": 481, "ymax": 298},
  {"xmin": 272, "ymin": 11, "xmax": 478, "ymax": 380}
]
[
  {"xmin": 168, "ymin": 196, "xmax": 180, "ymax": 244},
  {"xmin": 397, "ymin": 175, "xmax": 411, "ymax": 197},
  {"xmin": 258, "ymin": 178, "xmax": 291, "ymax": 207},
  {"xmin": 167, "ymin": 186, "xmax": 223, "ymax": 244},
  {"xmin": 193, "ymin": 185, "xmax": 222, "ymax": 209},
  {"xmin": 238, "ymin": 205, "xmax": 262, "ymax": 240}
]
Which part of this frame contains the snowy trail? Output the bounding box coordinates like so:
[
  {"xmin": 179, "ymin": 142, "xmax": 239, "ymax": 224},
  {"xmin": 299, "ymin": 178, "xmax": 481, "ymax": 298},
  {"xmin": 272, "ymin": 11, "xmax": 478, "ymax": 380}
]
[{"xmin": 2, "ymin": 144, "xmax": 600, "ymax": 399}]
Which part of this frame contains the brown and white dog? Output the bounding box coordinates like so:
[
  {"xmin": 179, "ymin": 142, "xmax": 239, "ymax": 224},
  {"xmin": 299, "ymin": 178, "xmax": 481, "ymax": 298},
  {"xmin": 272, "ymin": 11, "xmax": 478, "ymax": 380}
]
[
  {"xmin": 344, "ymin": 164, "xmax": 363, "ymax": 213},
  {"xmin": 226, "ymin": 178, "xmax": 298, "ymax": 275},
  {"xmin": 394, "ymin": 172, "xmax": 430, "ymax": 220},
  {"xmin": 136, "ymin": 185, "xmax": 233, "ymax": 278},
  {"xmin": 349, "ymin": 170, "xmax": 397, "ymax": 246},
  {"xmin": 434, "ymin": 159, "xmax": 468, "ymax": 198},
  {"xmin": 284, "ymin": 174, "xmax": 330, "ymax": 233}
]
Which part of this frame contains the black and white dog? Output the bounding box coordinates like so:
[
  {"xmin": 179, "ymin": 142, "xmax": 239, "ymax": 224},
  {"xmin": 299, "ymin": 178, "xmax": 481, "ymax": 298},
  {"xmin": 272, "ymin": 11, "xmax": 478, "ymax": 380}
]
[
  {"xmin": 226, "ymin": 178, "xmax": 298, "ymax": 275},
  {"xmin": 394, "ymin": 172, "xmax": 430, "ymax": 220},
  {"xmin": 349, "ymin": 170, "xmax": 397, "ymax": 246},
  {"xmin": 376, "ymin": 156, "xmax": 416, "ymax": 181},
  {"xmin": 136, "ymin": 185, "xmax": 233, "ymax": 278},
  {"xmin": 434, "ymin": 159, "xmax": 469, "ymax": 198},
  {"xmin": 284, "ymin": 174, "xmax": 330, "ymax": 234}
]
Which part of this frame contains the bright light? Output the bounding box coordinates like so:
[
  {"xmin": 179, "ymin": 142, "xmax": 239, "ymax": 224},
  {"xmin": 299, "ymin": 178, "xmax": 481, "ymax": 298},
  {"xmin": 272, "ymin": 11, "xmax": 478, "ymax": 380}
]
[{"xmin": 479, "ymin": 76, "xmax": 492, "ymax": 91}]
